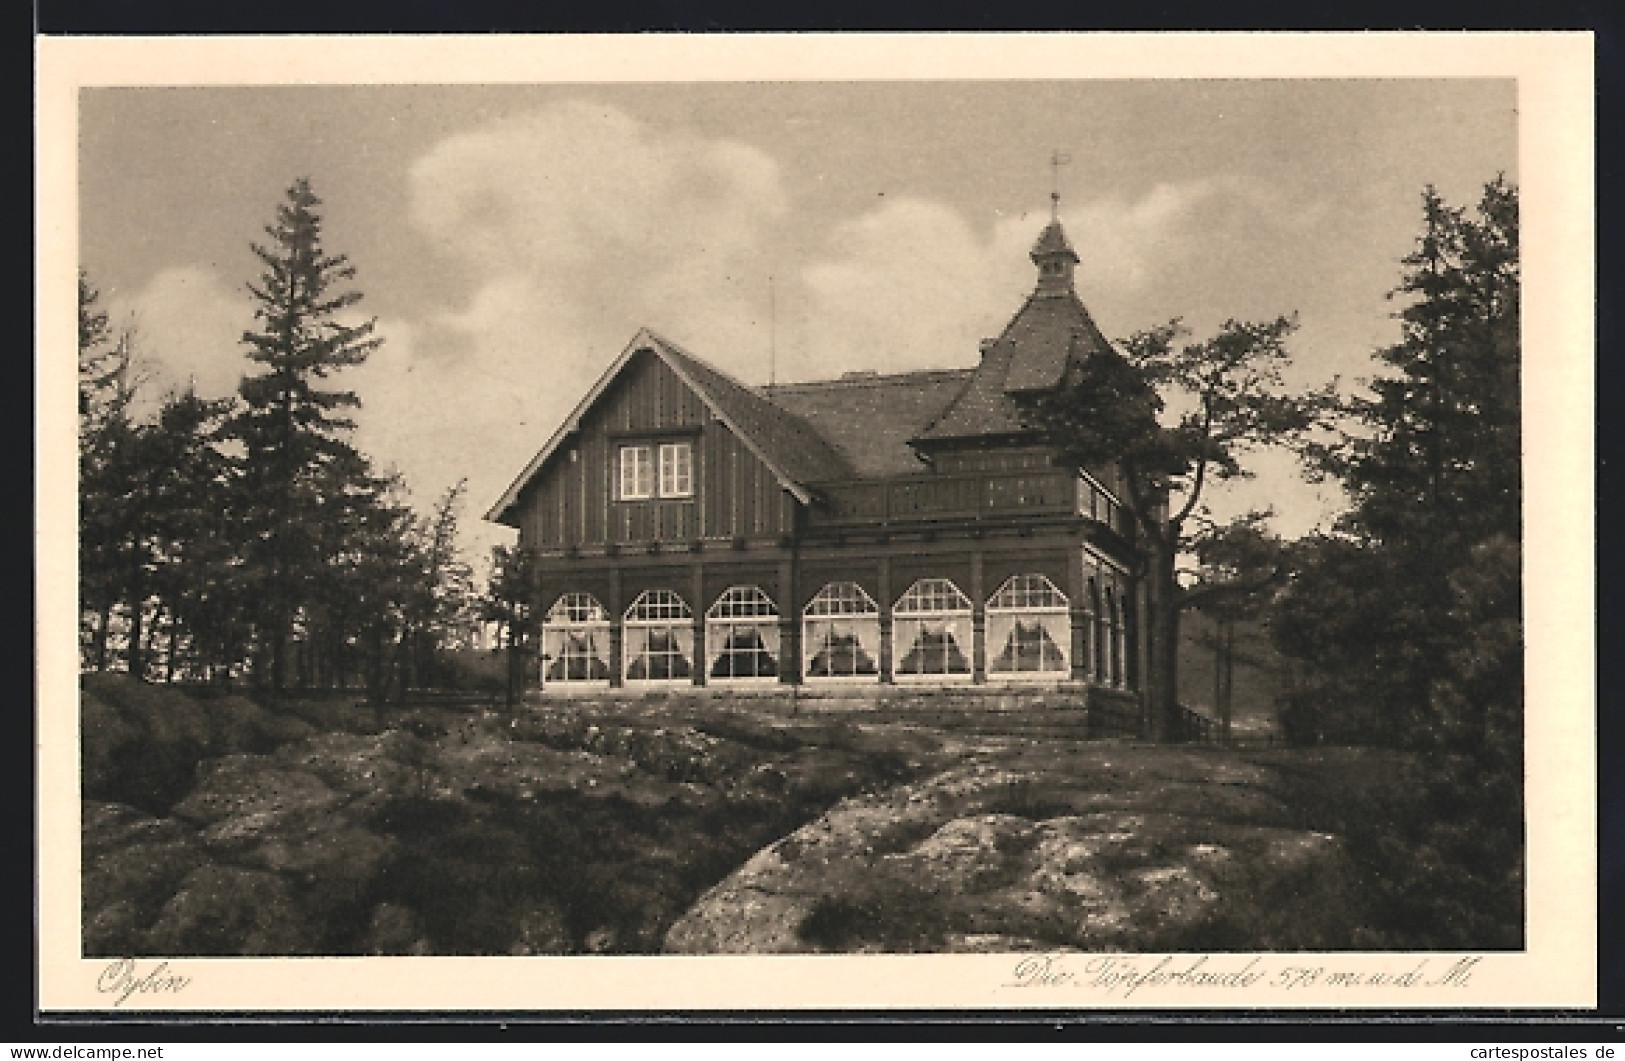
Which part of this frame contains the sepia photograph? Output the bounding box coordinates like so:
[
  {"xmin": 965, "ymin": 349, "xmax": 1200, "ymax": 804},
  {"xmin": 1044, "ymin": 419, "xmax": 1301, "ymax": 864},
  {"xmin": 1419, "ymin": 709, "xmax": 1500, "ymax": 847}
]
[{"xmin": 37, "ymin": 34, "xmax": 1594, "ymax": 1011}]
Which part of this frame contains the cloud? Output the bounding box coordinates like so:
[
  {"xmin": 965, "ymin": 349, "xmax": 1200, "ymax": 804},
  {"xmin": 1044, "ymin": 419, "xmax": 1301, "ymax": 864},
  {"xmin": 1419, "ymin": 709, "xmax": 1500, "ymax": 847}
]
[
  {"xmin": 297, "ymin": 100, "xmax": 797, "ymax": 557},
  {"xmin": 407, "ymin": 100, "xmax": 788, "ymax": 374},
  {"xmin": 797, "ymin": 199, "xmax": 1032, "ymax": 377},
  {"xmin": 793, "ymin": 180, "xmax": 1257, "ymax": 380},
  {"xmin": 107, "ymin": 266, "xmax": 251, "ymax": 411}
]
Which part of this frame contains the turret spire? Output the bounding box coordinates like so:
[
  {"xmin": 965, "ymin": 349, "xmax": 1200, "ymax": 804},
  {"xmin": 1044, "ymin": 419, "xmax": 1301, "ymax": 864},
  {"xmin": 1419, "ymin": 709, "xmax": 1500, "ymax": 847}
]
[
  {"xmin": 1050, "ymin": 148, "xmax": 1070, "ymax": 223},
  {"xmin": 1032, "ymin": 150, "xmax": 1079, "ymax": 297}
]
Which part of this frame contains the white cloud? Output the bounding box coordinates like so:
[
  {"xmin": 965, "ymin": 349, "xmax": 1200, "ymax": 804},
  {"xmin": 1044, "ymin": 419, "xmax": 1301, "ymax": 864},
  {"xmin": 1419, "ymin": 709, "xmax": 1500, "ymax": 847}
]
[
  {"xmin": 797, "ymin": 199, "xmax": 1032, "ymax": 377},
  {"xmin": 407, "ymin": 100, "xmax": 787, "ymax": 372},
  {"xmin": 382, "ymin": 100, "xmax": 797, "ymax": 547},
  {"xmin": 107, "ymin": 266, "xmax": 251, "ymax": 411},
  {"xmin": 793, "ymin": 180, "xmax": 1250, "ymax": 380}
]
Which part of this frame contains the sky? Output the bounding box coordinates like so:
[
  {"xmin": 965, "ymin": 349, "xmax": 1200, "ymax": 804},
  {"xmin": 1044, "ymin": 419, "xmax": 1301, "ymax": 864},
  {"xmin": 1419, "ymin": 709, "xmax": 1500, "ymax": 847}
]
[{"xmin": 78, "ymin": 79, "xmax": 1517, "ymax": 562}]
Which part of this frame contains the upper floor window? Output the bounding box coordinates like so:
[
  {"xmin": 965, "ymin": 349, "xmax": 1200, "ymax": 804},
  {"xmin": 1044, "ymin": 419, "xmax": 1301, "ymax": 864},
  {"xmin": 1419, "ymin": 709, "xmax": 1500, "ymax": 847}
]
[
  {"xmin": 659, "ymin": 442, "xmax": 693, "ymax": 497},
  {"xmin": 618, "ymin": 441, "xmax": 693, "ymax": 500}
]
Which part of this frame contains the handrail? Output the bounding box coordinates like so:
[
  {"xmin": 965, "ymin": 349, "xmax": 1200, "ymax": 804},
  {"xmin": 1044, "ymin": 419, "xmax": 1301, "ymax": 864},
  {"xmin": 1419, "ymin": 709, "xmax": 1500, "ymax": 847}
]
[{"xmin": 809, "ymin": 469, "xmax": 1078, "ymax": 526}]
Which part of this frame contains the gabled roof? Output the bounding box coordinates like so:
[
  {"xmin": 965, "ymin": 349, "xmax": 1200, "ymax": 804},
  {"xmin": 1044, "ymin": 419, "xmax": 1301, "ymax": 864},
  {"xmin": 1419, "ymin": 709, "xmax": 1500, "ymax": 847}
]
[
  {"xmin": 485, "ymin": 328, "xmax": 848, "ymax": 526},
  {"xmin": 914, "ymin": 283, "xmax": 1114, "ymax": 444},
  {"xmin": 653, "ymin": 335, "xmax": 852, "ymax": 487},
  {"xmin": 764, "ymin": 369, "xmax": 973, "ymax": 478}
]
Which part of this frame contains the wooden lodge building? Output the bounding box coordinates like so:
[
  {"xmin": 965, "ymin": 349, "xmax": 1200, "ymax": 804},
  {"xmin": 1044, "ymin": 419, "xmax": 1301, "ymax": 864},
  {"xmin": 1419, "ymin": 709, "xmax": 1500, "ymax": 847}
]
[{"xmin": 486, "ymin": 216, "xmax": 1153, "ymax": 715}]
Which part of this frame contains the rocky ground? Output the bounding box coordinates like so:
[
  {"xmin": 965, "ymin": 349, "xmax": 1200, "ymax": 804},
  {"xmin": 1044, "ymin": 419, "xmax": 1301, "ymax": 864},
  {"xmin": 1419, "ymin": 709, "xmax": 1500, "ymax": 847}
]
[
  {"xmin": 665, "ymin": 743, "xmax": 1389, "ymax": 953},
  {"xmin": 81, "ymin": 675, "xmax": 939, "ymax": 956},
  {"xmin": 81, "ymin": 675, "xmax": 1445, "ymax": 957}
]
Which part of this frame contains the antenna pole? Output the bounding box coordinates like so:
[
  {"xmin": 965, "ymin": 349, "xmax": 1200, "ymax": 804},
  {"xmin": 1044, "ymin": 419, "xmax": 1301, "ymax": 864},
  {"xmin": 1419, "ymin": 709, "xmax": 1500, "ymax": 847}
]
[{"xmin": 1050, "ymin": 149, "xmax": 1071, "ymax": 221}]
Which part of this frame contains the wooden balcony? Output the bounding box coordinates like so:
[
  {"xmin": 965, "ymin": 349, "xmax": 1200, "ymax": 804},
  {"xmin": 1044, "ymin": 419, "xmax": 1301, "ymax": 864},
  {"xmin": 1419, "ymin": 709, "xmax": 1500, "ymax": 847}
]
[{"xmin": 808, "ymin": 470, "xmax": 1080, "ymax": 528}]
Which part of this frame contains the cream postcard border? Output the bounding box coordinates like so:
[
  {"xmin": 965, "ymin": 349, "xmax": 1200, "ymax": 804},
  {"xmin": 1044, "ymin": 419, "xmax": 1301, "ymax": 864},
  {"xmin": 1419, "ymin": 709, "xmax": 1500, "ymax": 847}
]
[{"xmin": 35, "ymin": 32, "xmax": 1596, "ymax": 1012}]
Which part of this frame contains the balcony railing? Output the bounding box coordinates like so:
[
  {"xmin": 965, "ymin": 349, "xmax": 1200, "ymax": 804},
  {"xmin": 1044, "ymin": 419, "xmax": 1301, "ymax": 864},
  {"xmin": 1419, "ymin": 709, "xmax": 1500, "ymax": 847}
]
[{"xmin": 808, "ymin": 470, "xmax": 1079, "ymax": 527}]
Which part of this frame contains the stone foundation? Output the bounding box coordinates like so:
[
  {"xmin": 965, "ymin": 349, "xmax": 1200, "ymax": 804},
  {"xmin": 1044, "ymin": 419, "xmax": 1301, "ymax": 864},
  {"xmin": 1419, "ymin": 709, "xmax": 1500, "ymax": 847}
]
[{"xmin": 524, "ymin": 682, "xmax": 1146, "ymax": 740}]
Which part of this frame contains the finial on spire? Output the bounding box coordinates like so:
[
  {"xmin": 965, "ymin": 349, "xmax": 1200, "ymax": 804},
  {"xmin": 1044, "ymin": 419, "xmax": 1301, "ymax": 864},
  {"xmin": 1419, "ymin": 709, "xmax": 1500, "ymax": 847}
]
[{"xmin": 1049, "ymin": 149, "xmax": 1071, "ymax": 222}]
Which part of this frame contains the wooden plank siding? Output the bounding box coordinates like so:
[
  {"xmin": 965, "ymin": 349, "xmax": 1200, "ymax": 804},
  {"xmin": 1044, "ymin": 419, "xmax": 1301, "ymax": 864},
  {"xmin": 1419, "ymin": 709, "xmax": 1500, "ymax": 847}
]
[{"xmin": 517, "ymin": 349, "xmax": 796, "ymax": 552}]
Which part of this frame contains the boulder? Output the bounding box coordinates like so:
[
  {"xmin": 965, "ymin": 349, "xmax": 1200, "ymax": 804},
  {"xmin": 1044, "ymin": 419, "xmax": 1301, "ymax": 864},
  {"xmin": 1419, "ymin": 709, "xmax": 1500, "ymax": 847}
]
[
  {"xmin": 145, "ymin": 864, "xmax": 315, "ymax": 956},
  {"xmin": 81, "ymin": 802, "xmax": 206, "ymax": 956},
  {"xmin": 80, "ymin": 676, "xmax": 316, "ymax": 815},
  {"xmin": 666, "ymin": 754, "xmax": 1360, "ymax": 954},
  {"xmin": 278, "ymin": 732, "xmax": 415, "ymax": 800},
  {"xmin": 80, "ymin": 676, "xmax": 213, "ymax": 814},
  {"xmin": 170, "ymin": 756, "xmax": 339, "ymax": 840},
  {"xmin": 360, "ymin": 902, "xmax": 431, "ymax": 956},
  {"xmin": 203, "ymin": 695, "xmax": 316, "ymax": 755},
  {"xmin": 508, "ymin": 900, "xmax": 572, "ymax": 956}
]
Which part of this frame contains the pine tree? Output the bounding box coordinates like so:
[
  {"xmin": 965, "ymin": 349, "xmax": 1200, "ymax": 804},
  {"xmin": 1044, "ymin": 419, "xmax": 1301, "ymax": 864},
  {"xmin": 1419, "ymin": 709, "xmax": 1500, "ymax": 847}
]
[
  {"xmin": 229, "ymin": 178, "xmax": 382, "ymax": 690},
  {"xmin": 78, "ymin": 276, "xmax": 148, "ymax": 673},
  {"xmin": 1278, "ymin": 177, "xmax": 1520, "ymax": 749},
  {"xmin": 482, "ymin": 544, "xmax": 538, "ymax": 709},
  {"xmin": 142, "ymin": 388, "xmax": 239, "ymax": 681},
  {"xmin": 1270, "ymin": 179, "xmax": 1523, "ymax": 945}
]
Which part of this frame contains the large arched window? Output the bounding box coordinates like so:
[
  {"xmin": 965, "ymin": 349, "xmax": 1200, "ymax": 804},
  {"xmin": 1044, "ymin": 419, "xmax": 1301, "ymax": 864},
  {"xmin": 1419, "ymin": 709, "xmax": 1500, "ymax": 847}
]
[
  {"xmin": 1089, "ymin": 579, "xmax": 1106, "ymax": 684},
  {"xmin": 986, "ymin": 574, "xmax": 1070, "ymax": 681},
  {"xmin": 1110, "ymin": 589, "xmax": 1128, "ymax": 688},
  {"xmin": 623, "ymin": 590, "xmax": 694, "ymax": 684},
  {"xmin": 892, "ymin": 578, "xmax": 973, "ymax": 682},
  {"xmin": 1101, "ymin": 586, "xmax": 1118, "ymax": 686},
  {"xmin": 802, "ymin": 582, "xmax": 881, "ymax": 681},
  {"xmin": 706, "ymin": 586, "xmax": 780, "ymax": 683},
  {"xmin": 542, "ymin": 593, "xmax": 612, "ymax": 690}
]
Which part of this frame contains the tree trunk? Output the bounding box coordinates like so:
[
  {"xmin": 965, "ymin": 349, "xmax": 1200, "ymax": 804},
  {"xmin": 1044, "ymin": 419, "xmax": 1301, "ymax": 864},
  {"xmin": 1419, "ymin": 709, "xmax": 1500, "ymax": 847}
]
[
  {"xmin": 1219, "ymin": 618, "xmax": 1235, "ymax": 744},
  {"xmin": 163, "ymin": 613, "xmax": 178, "ymax": 683},
  {"xmin": 366, "ymin": 623, "xmax": 385, "ymax": 706},
  {"xmin": 1146, "ymin": 535, "xmax": 1182, "ymax": 742},
  {"xmin": 1211, "ymin": 620, "xmax": 1224, "ymax": 740},
  {"xmin": 504, "ymin": 620, "xmax": 520, "ymax": 710},
  {"xmin": 394, "ymin": 629, "xmax": 410, "ymax": 709},
  {"xmin": 126, "ymin": 594, "xmax": 145, "ymax": 681},
  {"xmin": 94, "ymin": 604, "xmax": 112, "ymax": 672},
  {"xmin": 270, "ymin": 613, "xmax": 288, "ymax": 693}
]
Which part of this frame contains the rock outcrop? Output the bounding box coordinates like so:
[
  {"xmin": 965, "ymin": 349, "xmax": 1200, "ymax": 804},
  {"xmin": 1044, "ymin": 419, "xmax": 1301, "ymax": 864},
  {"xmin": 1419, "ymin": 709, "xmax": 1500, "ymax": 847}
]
[{"xmin": 664, "ymin": 747, "xmax": 1361, "ymax": 954}]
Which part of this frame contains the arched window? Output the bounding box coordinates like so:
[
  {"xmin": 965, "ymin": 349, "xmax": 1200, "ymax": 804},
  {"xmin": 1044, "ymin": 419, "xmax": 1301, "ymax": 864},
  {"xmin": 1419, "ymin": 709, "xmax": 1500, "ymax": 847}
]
[
  {"xmin": 1101, "ymin": 586, "xmax": 1117, "ymax": 686},
  {"xmin": 802, "ymin": 582, "xmax": 881, "ymax": 681},
  {"xmin": 1088, "ymin": 579, "xmax": 1105, "ymax": 683},
  {"xmin": 1110, "ymin": 589, "xmax": 1128, "ymax": 688},
  {"xmin": 706, "ymin": 586, "xmax": 780, "ymax": 683},
  {"xmin": 892, "ymin": 578, "xmax": 973, "ymax": 682},
  {"xmin": 623, "ymin": 590, "xmax": 694, "ymax": 684},
  {"xmin": 986, "ymin": 574, "xmax": 1070, "ymax": 681},
  {"xmin": 542, "ymin": 593, "xmax": 611, "ymax": 691}
]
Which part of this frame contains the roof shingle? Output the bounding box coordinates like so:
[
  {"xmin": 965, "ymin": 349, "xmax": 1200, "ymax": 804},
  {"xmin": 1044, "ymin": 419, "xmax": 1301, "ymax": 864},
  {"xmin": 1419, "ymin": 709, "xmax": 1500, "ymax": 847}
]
[
  {"xmin": 762, "ymin": 369, "xmax": 973, "ymax": 479},
  {"xmin": 914, "ymin": 286, "xmax": 1114, "ymax": 443}
]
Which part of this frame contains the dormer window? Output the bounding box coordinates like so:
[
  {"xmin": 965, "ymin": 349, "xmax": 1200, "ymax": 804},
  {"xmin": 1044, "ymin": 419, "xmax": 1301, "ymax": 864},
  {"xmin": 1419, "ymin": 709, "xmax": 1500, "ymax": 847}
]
[{"xmin": 618, "ymin": 441, "xmax": 693, "ymax": 500}]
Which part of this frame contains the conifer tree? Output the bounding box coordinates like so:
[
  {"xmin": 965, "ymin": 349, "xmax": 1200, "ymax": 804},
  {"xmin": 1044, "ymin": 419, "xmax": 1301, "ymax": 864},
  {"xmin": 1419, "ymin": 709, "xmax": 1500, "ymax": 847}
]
[
  {"xmin": 229, "ymin": 178, "xmax": 381, "ymax": 690},
  {"xmin": 1276, "ymin": 177, "xmax": 1520, "ymax": 749}
]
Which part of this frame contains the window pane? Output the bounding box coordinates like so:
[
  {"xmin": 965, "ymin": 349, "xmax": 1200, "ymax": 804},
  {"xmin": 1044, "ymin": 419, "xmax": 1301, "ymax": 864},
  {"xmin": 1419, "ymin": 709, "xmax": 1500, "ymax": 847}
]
[
  {"xmin": 707, "ymin": 621, "xmax": 780, "ymax": 679},
  {"xmin": 624, "ymin": 623, "xmax": 694, "ymax": 681},
  {"xmin": 894, "ymin": 578, "xmax": 971, "ymax": 615},
  {"xmin": 802, "ymin": 618, "xmax": 880, "ymax": 678},
  {"xmin": 542, "ymin": 614, "xmax": 611, "ymax": 684},
  {"xmin": 987, "ymin": 613, "xmax": 1069, "ymax": 677},
  {"xmin": 893, "ymin": 617, "xmax": 971, "ymax": 677},
  {"xmin": 659, "ymin": 442, "xmax": 693, "ymax": 497},
  {"xmin": 804, "ymin": 582, "xmax": 878, "ymax": 617},
  {"xmin": 620, "ymin": 446, "xmax": 653, "ymax": 499},
  {"xmin": 625, "ymin": 590, "xmax": 692, "ymax": 622}
]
